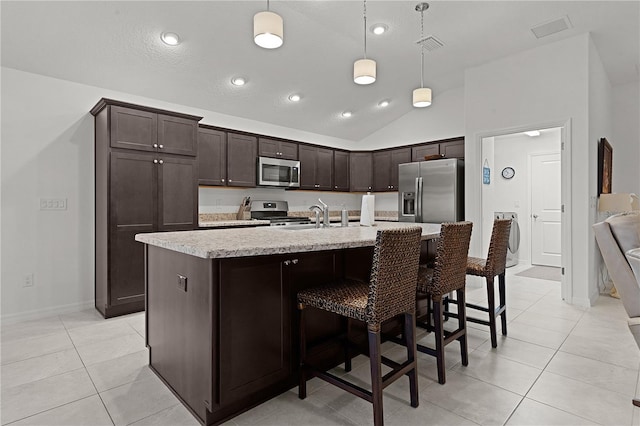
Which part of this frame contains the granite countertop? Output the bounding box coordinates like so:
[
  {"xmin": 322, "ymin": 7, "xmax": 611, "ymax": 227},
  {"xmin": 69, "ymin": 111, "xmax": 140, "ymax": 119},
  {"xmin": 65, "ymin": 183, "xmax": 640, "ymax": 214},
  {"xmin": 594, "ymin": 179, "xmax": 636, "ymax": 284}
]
[
  {"xmin": 199, "ymin": 219, "xmax": 270, "ymax": 228},
  {"xmin": 136, "ymin": 222, "xmax": 440, "ymax": 259}
]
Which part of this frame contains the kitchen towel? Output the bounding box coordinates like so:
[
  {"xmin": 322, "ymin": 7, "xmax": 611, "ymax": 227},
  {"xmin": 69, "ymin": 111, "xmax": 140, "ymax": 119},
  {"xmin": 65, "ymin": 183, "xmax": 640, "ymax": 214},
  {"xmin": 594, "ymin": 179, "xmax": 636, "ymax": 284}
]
[{"xmin": 360, "ymin": 193, "xmax": 375, "ymax": 227}]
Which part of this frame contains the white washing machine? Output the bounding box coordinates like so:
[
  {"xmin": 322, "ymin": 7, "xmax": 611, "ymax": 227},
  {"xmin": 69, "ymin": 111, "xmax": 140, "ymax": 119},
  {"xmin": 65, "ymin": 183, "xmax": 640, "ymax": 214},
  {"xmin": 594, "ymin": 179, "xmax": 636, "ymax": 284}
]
[{"xmin": 495, "ymin": 212, "xmax": 520, "ymax": 267}]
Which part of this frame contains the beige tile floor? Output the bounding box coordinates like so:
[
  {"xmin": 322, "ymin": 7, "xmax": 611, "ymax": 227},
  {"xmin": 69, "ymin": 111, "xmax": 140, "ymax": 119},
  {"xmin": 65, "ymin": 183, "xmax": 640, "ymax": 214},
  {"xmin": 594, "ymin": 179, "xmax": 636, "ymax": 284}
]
[{"xmin": 1, "ymin": 263, "xmax": 639, "ymax": 425}]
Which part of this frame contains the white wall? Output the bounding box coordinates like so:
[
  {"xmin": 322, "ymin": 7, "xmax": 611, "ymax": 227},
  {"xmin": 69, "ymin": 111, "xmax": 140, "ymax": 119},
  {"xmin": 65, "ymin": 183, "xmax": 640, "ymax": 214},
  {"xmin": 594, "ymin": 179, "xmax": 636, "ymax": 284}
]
[
  {"xmin": 612, "ymin": 80, "xmax": 640, "ymax": 194},
  {"xmin": 464, "ymin": 34, "xmax": 592, "ymax": 306},
  {"xmin": 357, "ymin": 86, "xmax": 465, "ymax": 149},
  {"xmin": 482, "ymin": 130, "xmax": 562, "ymax": 264},
  {"xmin": 0, "ymin": 67, "xmax": 356, "ymax": 321}
]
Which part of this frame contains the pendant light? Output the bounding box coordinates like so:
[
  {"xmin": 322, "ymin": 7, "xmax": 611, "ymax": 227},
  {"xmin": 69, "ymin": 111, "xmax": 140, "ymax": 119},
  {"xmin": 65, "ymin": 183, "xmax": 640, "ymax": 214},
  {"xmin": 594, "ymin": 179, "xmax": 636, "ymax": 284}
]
[
  {"xmin": 413, "ymin": 3, "xmax": 432, "ymax": 107},
  {"xmin": 354, "ymin": 0, "xmax": 376, "ymax": 85},
  {"xmin": 254, "ymin": 0, "xmax": 283, "ymax": 49}
]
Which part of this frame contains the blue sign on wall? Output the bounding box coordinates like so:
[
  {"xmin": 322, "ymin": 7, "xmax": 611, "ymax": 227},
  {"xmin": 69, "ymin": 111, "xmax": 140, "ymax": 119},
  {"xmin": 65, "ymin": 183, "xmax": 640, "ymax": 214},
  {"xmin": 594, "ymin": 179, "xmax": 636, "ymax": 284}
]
[{"xmin": 482, "ymin": 160, "xmax": 490, "ymax": 185}]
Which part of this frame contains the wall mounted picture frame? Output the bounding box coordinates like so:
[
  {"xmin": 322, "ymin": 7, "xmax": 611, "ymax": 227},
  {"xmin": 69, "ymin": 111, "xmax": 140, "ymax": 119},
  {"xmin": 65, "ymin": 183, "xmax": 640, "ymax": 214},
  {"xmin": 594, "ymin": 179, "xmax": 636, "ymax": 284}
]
[{"xmin": 598, "ymin": 137, "xmax": 613, "ymax": 195}]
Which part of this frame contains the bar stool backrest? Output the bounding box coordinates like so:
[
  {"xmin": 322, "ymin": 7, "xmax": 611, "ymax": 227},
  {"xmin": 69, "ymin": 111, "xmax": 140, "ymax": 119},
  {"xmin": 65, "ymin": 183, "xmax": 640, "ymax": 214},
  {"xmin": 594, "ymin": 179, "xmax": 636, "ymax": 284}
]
[
  {"xmin": 485, "ymin": 219, "xmax": 513, "ymax": 277},
  {"xmin": 430, "ymin": 222, "xmax": 473, "ymax": 297}
]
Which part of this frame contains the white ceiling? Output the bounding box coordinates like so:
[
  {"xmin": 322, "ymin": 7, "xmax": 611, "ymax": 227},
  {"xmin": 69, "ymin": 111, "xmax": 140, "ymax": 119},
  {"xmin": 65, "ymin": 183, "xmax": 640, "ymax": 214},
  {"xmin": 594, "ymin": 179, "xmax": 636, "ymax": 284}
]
[{"xmin": 2, "ymin": 1, "xmax": 638, "ymax": 141}]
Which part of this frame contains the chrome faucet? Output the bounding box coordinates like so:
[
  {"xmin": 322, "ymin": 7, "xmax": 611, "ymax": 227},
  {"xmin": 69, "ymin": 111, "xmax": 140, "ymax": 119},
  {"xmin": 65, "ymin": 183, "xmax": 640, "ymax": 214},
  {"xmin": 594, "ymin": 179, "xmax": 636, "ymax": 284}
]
[
  {"xmin": 309, "ymin": 204, "xmax": 323, "ymax": 228},
  {"xmin": 309, "ymin": 199, "xmax": 330, "ymax": 228}
]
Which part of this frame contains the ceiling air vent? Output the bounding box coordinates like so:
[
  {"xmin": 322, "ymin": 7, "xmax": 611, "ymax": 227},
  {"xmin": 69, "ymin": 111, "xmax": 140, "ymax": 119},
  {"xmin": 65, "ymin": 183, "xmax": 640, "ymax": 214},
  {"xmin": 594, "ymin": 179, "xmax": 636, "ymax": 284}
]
[
  {"xmin": 531, "ymin": 16, "xmax": 572, "ymax": 39},
  {"xmin": 415, "ymin": 35, "xmax": 444, "ymax": 52}
]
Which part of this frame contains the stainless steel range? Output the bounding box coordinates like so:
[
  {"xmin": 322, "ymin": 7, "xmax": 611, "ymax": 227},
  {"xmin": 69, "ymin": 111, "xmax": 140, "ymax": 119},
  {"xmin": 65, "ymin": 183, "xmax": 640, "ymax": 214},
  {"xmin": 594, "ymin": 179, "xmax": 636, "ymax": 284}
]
[{"xmin": 250, "ymin": 200, "xmax": 311, "ymax": 226}]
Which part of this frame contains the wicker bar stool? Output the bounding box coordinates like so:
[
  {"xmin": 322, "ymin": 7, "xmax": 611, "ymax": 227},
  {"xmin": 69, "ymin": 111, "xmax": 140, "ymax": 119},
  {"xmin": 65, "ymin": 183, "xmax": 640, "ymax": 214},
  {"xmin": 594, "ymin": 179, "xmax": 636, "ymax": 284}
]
[
  {"xmin": 466, "ymin": 218, "xmax": 512, "ymax": 348},
  {"xmin": 416, "ymin": 221, "xmax": 473, "ymax": 385},
  {"xmin": 297, "ymin": 227, "xmax": 423, "ymax": 426}
]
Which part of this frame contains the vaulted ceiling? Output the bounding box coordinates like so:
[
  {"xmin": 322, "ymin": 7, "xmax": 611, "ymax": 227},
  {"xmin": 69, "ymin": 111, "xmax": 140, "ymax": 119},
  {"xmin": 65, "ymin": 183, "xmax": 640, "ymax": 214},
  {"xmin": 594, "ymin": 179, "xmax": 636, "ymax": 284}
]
[{"xmin": 2, "ymin": 1, "xmax": 638, "ymax": 141}]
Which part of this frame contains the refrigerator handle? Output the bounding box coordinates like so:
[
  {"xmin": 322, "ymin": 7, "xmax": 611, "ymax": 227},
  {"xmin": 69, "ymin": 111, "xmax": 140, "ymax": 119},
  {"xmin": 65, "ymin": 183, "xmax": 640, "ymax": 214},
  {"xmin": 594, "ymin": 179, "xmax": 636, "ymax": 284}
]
[{"xmin": 415, "ymin": 177, "xmax": 423, "ymax": 222}]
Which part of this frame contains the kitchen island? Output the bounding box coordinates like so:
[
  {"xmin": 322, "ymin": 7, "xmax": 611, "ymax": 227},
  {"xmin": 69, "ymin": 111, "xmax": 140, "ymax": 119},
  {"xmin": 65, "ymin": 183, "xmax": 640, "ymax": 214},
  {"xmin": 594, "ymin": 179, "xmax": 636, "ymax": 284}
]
[{"xmin": 135, "ymin": 223, "xmax": 440, "ymax": 425}]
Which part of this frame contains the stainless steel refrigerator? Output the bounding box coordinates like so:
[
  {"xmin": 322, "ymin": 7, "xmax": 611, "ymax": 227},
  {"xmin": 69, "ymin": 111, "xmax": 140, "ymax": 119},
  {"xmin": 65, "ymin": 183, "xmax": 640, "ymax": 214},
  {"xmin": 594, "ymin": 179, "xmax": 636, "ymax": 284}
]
[{"xmin": 398, "ymin": 159, "xmax": 464, "ymax": 223}]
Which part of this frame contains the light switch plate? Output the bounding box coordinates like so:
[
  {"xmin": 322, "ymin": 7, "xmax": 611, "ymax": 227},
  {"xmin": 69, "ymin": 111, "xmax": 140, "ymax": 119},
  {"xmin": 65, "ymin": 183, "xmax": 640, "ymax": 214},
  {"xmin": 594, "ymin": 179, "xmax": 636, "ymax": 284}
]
[{"xmin": 177, "ymin": 274, "xmax": 187, "ymax": 292}]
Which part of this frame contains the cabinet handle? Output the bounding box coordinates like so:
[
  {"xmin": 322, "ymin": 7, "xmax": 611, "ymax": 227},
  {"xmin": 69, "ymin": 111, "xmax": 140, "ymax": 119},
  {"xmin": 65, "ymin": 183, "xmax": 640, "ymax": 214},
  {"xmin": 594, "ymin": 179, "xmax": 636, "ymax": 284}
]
[
  {"xmin": 153, "ymin": 143, "xmax": 158, "ymax": 148},
  {"xmin": 153, "ymin": 159, "xmax": 158, "ymax": 164},
  {"xmin": 159, "ymin": 159, "xmax": 164, "ymax": 164},
  {"xmin": 221, "ymin": 179, "xmax": 225, "ymax": 183},
  {"xmin": 368, "ymin": 186, "xmax": 372, "ymax": 190},
  {"xmin": 283, "ymin": 260, "xmax": 291, "ymax": 266},
  {"xmin": 292, "ymin": 259, "xmax": 298, "ymax": 265},
  {"xmin": 228, "ymin": 179, "xmax": 233, "ymax": 183},
  {"xmin": 159, "ymin": 144, "xmax": 164, "ymax": 149},
  {"xmin": 335, "ymin": 186, "xmax": 338, "ymax": 189}
]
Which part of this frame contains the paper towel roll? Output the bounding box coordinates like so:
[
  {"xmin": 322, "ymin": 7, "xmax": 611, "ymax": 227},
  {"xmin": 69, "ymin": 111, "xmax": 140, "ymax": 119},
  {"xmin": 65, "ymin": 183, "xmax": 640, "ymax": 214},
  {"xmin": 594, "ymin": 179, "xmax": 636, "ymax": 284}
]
[{"xmin": 360, "ymin": 193, "xmax": 375, "ymax": 227}]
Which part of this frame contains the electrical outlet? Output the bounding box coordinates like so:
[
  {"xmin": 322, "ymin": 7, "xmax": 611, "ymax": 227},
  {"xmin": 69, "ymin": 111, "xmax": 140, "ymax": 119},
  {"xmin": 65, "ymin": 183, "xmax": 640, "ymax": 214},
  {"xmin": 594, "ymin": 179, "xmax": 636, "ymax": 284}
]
[
  {"xmin": 24, "ymin": 273, "xmax": 34, "ymax": 287},
  {"xmin": 40, "ymin": 198, "xmax": 67, "ymax": 210}
]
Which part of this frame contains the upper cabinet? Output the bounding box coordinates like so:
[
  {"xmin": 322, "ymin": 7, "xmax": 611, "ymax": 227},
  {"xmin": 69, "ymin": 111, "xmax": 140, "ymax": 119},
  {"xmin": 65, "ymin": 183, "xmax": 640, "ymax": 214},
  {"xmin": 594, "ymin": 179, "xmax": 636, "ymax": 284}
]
[
  {"xmin": 259, "ymin": 138, "xmax": 298, "ymax": 160},
  {"xmin": 333, "ymin": 150, "xmax": 350, "ymax": 192},
  {"xmin": 198, "ymin": 128, "xmax": 227, "ymax": 186},
  {"xmin": 411, "ymin": 144, "xmax": 439, "ymax": 162},
  {"xmin": 439, "ymin": 139, "xmax": 465, "ymax": 159},
  {"xmin": 411, "ymin": 138, "xmax": 465, "ymax": 162},
  {"xmin": 227, "ymin": 133, "xmax": 258, "ymax": 187},
  {"xmin": 373, "ymin": 148, "xmax": 411, "ymax": 192},
  {"xmin": 299, "ymin": 145, "xmax": 333, "ymax": 190},
  {"xmin": 109, "ymin": 104, "xmax": 197, "ymax": 156},
  {"xmin": 349, "ymin": 152, "xmax": 373, "ymax": 192}
]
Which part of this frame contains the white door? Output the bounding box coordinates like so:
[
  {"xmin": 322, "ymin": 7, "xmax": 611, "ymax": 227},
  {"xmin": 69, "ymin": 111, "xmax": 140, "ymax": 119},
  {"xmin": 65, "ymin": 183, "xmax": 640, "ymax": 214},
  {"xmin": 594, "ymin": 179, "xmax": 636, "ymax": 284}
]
[{"xmin": 531, "ymin": 153, "xmax": 562, "ymax": 267}]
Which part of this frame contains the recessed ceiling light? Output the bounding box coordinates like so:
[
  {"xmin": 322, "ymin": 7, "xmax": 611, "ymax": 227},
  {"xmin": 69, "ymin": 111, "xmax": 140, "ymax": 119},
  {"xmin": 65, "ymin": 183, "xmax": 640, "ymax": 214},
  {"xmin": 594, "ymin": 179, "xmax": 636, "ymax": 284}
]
[
  {"xmin": 161, "ymin": 32, "xmax": 181, "ymax": 46},
  {"xmin": 378, "ymin": 100, "xmax": 390, "ymax": 108},
  {"xmin": 288, "ymin": 94, "xmax": 301, "ymax": 102},
  {"xmin": 231, "ymin": 77, "xmax": 246, "ymax": 86},
  {"xmin": 342, "ymin": 111, "xmax": 352, "ymax": 118},
  {"xmin": 524, "ymin": 130, "xmax": 541, "ymax": 137},
  {"xmin": 371, "ymin": 24, "xmax": 388, "ymax": 35}
]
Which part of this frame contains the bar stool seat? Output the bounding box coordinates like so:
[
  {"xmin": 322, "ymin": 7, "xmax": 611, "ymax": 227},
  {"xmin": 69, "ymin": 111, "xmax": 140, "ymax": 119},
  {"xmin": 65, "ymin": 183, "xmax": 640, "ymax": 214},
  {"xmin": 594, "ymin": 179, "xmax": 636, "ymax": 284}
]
[{"xmin": 297, "ymin": 227, "xmax": 423, "ymax": 426}]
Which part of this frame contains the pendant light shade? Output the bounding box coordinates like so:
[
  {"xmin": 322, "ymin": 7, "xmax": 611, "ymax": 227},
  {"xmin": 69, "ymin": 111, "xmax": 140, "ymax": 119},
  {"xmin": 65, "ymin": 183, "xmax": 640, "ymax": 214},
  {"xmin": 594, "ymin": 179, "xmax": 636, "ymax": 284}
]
[
  {"xmin": 413, "ymin": 3, "xmax": 432, "ymax": 107},
  {"xmin": 354, "ymin": 58, "xmax": 377, "ymax": 85},
  {"xmin": 254, "ymin": 2, "xmax": 283, "ymax": 49},
  {"xmin": 353, "ymin": 0, "xmax": 376, "ymax": 85},
  {"xmin": 412, "ymin": 87, "xmax": 432, "ymax": 107}
]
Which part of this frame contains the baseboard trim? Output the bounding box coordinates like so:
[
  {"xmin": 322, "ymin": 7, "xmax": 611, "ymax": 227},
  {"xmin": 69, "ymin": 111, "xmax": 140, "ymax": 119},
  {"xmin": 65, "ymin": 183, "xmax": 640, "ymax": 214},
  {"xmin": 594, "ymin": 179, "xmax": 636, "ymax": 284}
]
[{"xmin": 1, "ymin": 300, "xmax": 94, "ymax": 324}]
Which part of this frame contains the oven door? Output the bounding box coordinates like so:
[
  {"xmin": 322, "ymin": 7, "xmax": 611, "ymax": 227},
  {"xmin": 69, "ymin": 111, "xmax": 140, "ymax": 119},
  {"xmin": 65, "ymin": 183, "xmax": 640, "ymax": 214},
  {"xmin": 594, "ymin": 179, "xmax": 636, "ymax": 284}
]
[{"xmin": 257, "ymin": 157, "xmax": 300, "ymax": 188}]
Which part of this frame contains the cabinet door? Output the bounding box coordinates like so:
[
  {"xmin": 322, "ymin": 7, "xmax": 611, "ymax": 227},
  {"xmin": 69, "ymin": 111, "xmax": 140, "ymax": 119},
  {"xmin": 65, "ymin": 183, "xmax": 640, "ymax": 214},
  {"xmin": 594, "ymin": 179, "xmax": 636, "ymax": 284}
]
[
  {"xmin": 349, "ymin": 152, "xmax": 373, "ymax": 192},
  {"xmin": 315, "ymin": 148, "xmax": 333, "ymax": 190},
  {"xmin": 298, "ymin": 145, "xmax": 317, "ymax": 190},
  {"xmin": 411, "ymin": 144, "xmax": 439, "ymax": 162},
  {"xmin": 219, "ymin": 256, "xmax": 291, "ymax": 404},
  {"xmin": 258, "ymin": 138, "xmax": 279, "ymax": 158},
  {"xmin": 198, "ymin": 128, "xmax": 227, "ymax": 186},
  {"xmin": 109, "ymin": 151, "xmax": 156, "ymax": 306},
  {"xmin": 440, "ymin": 139, "xmax": 465, "ymax": 159},
  {"xmin": 333, "ymin": 150, "xmax": 350, "ymax": 191},
  {"xmin": 389, "ymin": 148, "xmax": 411, "ymax": 191},
  {"xmin": 158, "ymin": 114, "xmax": 198, "ymax": 156},
  {"xmin": 158, "ymin": 156, "xmax": 198, "ymax": 232},
  {"xmin": 110, "ymin": 106, "xmax": 157, "ymax": 152},
  {"xmin": 227, "ymin": 133, "xmax": 257, "ymax": 187},
  {"xmin": 372, "ymin": 151, "xmax": 392, "ymax": 192},
  {"xmin": 279, "ymin": 141, "xmax": 298, "ymax": 160}
]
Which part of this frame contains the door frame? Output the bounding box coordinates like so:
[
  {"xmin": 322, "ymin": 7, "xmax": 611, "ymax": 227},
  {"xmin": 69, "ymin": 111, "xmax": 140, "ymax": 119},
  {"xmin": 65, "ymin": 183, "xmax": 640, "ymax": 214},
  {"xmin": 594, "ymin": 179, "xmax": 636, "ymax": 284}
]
[
  {"xmin": 477, "ymin": 119, "xmax": 572, "ymax": 302},
  {"xmin": 529, "ymin": 151, "xmax": 562, "ymax": 267}
]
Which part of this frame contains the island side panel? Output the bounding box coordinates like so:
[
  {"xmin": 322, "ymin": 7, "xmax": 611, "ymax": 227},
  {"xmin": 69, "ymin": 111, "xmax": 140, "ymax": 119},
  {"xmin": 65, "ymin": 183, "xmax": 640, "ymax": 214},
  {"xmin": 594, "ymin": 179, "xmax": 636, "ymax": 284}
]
[{"xmin": 146, "ymin": 245, "xmax": 215, "ymax": 423}]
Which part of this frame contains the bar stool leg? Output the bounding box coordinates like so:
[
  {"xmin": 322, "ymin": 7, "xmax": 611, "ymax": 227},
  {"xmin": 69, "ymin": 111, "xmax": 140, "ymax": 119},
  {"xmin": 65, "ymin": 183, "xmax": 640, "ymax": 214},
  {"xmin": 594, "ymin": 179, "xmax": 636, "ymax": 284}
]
[
  {"xmin": 432, "ymin": 297, "xmax": 446, "ymax": 384},
  {"xmin": 298, "ymin": 304, "xmax": 307, "ymax": 400},
  {"xmin": 344, "ymin": 317, "xmax": 352, "ymax": 372},
  {"xmin": 367, "ymin": 325, "xmax": 384, "ymax": 426},
  {"xmin": 457, "ymin": 288, "xmax": 468, "ymax": 366},
  {"xmin": 486, "ymin": 276, "xmax": 498, "ymax": 348},
  {"xmin": 404, "ymin": 313, "xmax": 419, "ymax": 408},
  {"xmin": 499, "ymin": 273, "xmax": 507, "ymax": 336}
]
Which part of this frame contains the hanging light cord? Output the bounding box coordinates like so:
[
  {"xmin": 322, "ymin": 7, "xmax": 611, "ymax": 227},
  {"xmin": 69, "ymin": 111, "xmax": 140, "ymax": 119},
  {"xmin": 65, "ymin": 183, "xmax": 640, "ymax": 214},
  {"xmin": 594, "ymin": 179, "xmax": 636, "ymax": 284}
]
[
  {"xmin": 363, "ymin": 0, "xmax": 368, "ymax": 59},
  {"xmin": 420, "ymin": 7, "xmax": 425, "ymax": 88}
]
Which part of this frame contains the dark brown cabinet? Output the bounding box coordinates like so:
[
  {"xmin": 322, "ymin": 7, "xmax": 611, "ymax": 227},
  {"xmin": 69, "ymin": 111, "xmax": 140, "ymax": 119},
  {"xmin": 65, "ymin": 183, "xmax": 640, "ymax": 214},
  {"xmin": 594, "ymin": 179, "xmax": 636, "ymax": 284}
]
[
  {"xmin": 299, "ymin": 145, "xmax": 333, "ymax": 190},
  {"xmin": 411, "ymin": 143, "xmax": 439, "ymax": 162},
  {"xmin": 198, "ymin": 128, "xmax": 227, "ymax": 186},
  {"xmin": 227, "ymin": 133, "xmax": 257, "ymax": 187},
  {"xmin": 259, "ymin": 138, "xmax": 298, "ymax": 160},
  {"xmin": 440, "ymin": 139, "xmax": 465, "ymax": 159},
  {"xmin": 333, "ymin": 150, "xmax": 350, "ymax": 191},
  {"xmin": 373, "ymin": 148, "xmax": 411, "ymax": 192},
  {"xmin": 349, "ymin": 152, "xmax": 373, "ymax": 192},
  {"xmin": 92, "ymin": 98, "xmax": 202, "ymax": 318}
]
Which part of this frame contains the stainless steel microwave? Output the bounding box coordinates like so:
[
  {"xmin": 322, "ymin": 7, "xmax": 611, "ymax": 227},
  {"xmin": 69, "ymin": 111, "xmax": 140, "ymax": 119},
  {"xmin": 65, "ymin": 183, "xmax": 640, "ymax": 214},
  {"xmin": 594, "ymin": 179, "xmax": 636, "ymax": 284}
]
[{"xmin": 257, "ymin": 156, "xmax": 300, "ymax": 188}]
